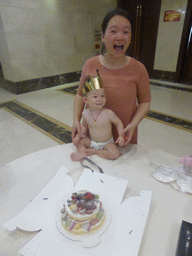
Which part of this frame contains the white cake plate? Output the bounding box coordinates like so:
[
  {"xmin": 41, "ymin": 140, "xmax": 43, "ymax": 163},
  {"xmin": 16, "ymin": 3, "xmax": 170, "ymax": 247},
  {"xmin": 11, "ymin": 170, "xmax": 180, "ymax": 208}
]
[
  {"xmin": 152, "ymin": 164, "xmax": 178, "ymax": 183},
  {"xmin": 153, "ymin": 169, "xmax": 178, "ymax": 182}
]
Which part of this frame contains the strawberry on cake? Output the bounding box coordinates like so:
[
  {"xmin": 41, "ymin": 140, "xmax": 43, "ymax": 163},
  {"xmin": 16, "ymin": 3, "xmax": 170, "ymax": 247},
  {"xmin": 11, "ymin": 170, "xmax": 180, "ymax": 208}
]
[{"xmin": 60, "ymin": 190, "xmax": 105, "ymax": 235}]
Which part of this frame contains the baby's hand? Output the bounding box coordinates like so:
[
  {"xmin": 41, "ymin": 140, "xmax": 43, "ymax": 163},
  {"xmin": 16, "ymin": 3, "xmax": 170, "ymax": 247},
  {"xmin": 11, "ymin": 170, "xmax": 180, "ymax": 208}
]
[{"xmin": 115, "ymin": 135, "xmax": 125, "ymax": 147}]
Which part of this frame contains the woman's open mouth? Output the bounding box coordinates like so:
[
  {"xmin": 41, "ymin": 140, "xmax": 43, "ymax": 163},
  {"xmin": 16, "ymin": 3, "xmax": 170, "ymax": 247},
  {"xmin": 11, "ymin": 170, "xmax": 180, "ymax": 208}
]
[{"xmin": 114, "ymin": 45, "xmax": 124, "ymax": 51}]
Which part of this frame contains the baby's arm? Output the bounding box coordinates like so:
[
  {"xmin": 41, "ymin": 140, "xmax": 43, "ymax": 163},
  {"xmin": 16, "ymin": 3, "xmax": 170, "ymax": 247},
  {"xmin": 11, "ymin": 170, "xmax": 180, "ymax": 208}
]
[{"xmin": 108, "ymin": 110, "xmax": 125, "ymax": 147}]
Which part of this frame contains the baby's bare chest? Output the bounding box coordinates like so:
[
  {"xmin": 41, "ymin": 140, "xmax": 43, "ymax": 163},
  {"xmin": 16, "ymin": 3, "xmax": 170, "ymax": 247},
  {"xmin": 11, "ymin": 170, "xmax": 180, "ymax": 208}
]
[
  {"xmin": 84, "ymin": 110, "xmax": 111, "ymax": 128},
  {"xmin": 87, "ymin": 116, "xmax": 111, "ymax": 128}
]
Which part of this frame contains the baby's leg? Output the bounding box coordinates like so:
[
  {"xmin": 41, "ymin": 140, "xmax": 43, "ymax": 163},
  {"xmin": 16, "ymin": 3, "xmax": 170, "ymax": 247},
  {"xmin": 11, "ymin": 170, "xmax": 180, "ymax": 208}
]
[
  {"xmin": 85, "ymin": 143, "xmax": 120, "ymax": 160},
  {"xmin": 71, "ymin": 137, "xmax": 91, "ymax": 161}
]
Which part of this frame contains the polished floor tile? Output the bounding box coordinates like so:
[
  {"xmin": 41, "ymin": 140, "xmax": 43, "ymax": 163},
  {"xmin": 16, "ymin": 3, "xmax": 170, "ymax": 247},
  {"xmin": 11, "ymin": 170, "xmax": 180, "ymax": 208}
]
[
  {"xmin": 0, "ymin": 109, "xmax": 58, "ymax": 166},
  {"xmin": 139, "ymin": 118, "xmax": 192, "ymax": 157},
  {"xmin": 150, "ymin": 84, "xmax": 192, "ymax": 121}
]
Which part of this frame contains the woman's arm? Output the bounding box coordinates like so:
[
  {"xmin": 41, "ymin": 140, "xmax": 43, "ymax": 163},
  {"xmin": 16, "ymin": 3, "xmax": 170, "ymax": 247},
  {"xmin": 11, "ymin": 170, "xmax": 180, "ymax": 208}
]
[
  {"xmin": 73, "ymin": 117, "xmax": 88, "ymax": 146},
  {"xmin": 108, "ymin": 110, "xmax": 125, "ymax": 147},
  {"xmin": 81, "ymin": 117, "xmax": 89, "ymax": 136},
  {"xmin": 122, "ymin": 102, "xmax": 151, "ymax": 145},
  {"xmin": 71, "ymin": 94, "xmax": 85, "ymax": 140}
]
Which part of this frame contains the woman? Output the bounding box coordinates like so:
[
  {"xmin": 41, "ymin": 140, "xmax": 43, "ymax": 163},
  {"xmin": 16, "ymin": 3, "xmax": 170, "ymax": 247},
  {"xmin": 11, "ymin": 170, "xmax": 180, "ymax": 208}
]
[{"xmin": 72, "ymin": 8, "xmax": 151, "ymax": 145}]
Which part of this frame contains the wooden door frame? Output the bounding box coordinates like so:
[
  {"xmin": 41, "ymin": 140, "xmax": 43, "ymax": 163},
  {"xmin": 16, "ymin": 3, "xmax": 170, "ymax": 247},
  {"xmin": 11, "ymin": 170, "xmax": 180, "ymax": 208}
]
[
  {"xmin": 118, "ymin": 0, "xmax": 192, "ymax": 84},
  {"xmin": 176, "ymin": 0, "xmax": 192, "ymax": 83},
  {"xmin": 118, "ymin": 0, "xmax": 161, "ymax": 77}
]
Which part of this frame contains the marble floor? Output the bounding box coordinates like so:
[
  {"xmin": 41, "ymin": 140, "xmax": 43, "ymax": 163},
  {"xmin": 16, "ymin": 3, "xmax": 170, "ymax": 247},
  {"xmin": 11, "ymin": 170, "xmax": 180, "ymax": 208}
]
[{"xmin": 0, "ymin": 80, "xmax": 192, "ymax": 167}]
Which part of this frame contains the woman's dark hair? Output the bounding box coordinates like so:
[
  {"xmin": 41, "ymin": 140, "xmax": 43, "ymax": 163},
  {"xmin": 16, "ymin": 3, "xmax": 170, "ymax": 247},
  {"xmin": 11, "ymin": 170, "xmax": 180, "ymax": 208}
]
[
  {"xmin": 102, "ymin": 8, "xmax": 131, "ymax": 34},
  {"xmin": 101, "ymin": 8, "xmax": 132, "ymax": 55}
]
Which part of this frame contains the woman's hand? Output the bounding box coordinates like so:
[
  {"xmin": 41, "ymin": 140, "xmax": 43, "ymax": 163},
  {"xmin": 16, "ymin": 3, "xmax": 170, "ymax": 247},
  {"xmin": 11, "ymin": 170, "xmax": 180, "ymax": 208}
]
[
  {"xmin": 121, "ymin": 123, "xmax": 137, "ymax": 145},
  {"xmin": 115, "ymin": 135, "xmax": 125, "ymax": 147},
  {"xmin": 122, "ymin": 102, "xmax": 151, "ymax": 145},
  {"xmin": 71, "ymin": 120, "xmax": 82, "ymax": 142},
  {"xmin": 73, "ymin": 133, "xmax": 81, "ymax": 146}
]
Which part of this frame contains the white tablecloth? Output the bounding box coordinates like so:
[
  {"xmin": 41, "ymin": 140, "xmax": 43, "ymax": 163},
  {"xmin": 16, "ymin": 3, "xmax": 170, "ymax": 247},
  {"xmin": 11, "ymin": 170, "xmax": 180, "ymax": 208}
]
[{"xmin": 0, "ymin": 143, "xmax": 191, "ymax": 255}]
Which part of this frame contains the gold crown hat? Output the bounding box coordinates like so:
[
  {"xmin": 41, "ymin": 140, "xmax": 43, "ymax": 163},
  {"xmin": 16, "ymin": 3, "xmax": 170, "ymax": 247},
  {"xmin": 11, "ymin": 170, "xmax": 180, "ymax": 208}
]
[{"xmin": 83, "ymin": 69, "xmax": 103, "ymax": 94}]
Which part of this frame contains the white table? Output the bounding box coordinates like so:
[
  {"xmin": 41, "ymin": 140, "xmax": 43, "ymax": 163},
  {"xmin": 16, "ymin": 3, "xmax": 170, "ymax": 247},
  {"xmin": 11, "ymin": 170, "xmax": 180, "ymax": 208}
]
[{"xmin": 0, "ymin": 143, "xmax": 191, "ymax": 255}]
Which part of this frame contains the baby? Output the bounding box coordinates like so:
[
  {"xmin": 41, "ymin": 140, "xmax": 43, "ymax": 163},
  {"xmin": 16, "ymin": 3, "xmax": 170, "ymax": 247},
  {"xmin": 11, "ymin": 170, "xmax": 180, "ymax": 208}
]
[{"xmin": 71, "ymin": 79, "xmax": 125, "ymax": 161}]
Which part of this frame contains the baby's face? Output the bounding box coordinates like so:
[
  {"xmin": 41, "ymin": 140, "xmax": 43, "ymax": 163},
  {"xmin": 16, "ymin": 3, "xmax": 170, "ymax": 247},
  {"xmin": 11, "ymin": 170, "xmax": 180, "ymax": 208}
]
[{"xmin": 85, "ymin": 88, "xmax": 106, "ymax": 110}]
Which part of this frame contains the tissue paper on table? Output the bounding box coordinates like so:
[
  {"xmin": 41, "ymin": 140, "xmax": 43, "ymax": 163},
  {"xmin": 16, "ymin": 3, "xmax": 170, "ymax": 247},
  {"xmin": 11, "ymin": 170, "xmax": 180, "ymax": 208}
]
[{"xmin": 3, "ymin": 166, "xmax": 73, "ymax": 231}]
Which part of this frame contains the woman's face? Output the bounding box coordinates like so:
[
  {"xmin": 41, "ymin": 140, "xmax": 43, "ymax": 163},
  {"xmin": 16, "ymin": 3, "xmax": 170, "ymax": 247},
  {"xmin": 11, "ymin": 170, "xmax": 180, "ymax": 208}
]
[{"xmin": 102, "ymin": 15, "xmax": 131, "ymax": 59}]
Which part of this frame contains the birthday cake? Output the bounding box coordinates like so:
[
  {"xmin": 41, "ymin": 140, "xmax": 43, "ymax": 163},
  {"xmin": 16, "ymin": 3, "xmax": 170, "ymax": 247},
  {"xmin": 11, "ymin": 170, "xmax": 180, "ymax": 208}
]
[{"xmin": 60, "ymin": 190, "xmax": 105, "ymax": 235}]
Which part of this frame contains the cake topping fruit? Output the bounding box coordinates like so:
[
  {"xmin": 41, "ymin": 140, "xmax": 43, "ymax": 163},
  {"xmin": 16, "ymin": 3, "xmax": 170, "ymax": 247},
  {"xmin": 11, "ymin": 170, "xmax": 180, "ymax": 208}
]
[
  {"xmin": 85, "ymin": 192, "xmax": 94, "ymax": 200},
  {"xmin": 67, "ymin": 191, "xmax": 100, "ymax": 215}
]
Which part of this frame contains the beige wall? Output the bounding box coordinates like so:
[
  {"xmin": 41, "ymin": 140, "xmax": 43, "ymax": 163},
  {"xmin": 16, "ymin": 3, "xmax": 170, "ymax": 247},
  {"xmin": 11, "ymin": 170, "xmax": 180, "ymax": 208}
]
[
  {"xmin": 154, "ymin": 0, "xmax": 188, "ymax": 72},
  {"xmin": 0, "ymin": 0, "xmax": 117, "ymax": 82},
  {"xmin": 0, "ymin": 14, "xmax": 13, "ymax": 81}
]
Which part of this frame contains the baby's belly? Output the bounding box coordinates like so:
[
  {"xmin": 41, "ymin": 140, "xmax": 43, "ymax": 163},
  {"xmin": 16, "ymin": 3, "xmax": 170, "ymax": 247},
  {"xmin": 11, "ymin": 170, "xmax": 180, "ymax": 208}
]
[{"xmin": 89, "ymin": 127, "xmax": 113, "ymax": 143}]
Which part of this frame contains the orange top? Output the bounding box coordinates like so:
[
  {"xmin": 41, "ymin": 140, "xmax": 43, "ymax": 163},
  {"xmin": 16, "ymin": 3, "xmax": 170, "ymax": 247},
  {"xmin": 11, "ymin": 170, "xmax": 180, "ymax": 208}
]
[{"xmin": 77, "ymin": 56, "xmax": 151, "ymax": 144}]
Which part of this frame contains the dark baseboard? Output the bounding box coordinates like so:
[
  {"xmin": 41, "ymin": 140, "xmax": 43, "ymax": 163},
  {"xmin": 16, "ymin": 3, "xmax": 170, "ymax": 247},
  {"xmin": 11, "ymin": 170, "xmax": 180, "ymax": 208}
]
[
  {"xmin": 0, "ymin": 71, "xmax": 81, "ymax": 95},
  {"xmin": 151, "ymin": 70, "xmax": 176, "ymax": 82}
]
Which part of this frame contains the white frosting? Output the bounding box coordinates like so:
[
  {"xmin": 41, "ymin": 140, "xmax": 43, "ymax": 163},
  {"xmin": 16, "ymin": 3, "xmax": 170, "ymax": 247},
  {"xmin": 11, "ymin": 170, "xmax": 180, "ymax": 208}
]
[{"xmin": 66, "ymin": 201, "xmax": 100, "ymax": 220}]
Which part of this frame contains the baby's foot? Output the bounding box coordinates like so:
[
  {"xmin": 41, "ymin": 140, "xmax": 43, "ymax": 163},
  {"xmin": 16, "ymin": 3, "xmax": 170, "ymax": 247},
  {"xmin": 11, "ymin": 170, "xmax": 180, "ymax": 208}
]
[{"xmin": 70, "ymin": 152, "xmax": 87, "ymax": 162}]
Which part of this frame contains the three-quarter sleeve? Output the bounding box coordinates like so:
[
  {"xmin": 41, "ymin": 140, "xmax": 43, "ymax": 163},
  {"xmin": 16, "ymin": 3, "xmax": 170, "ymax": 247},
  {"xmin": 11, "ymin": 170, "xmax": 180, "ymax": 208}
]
[{"xmin": 136, "ymin": 62, "xmax": 151, "ymax": 104}]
